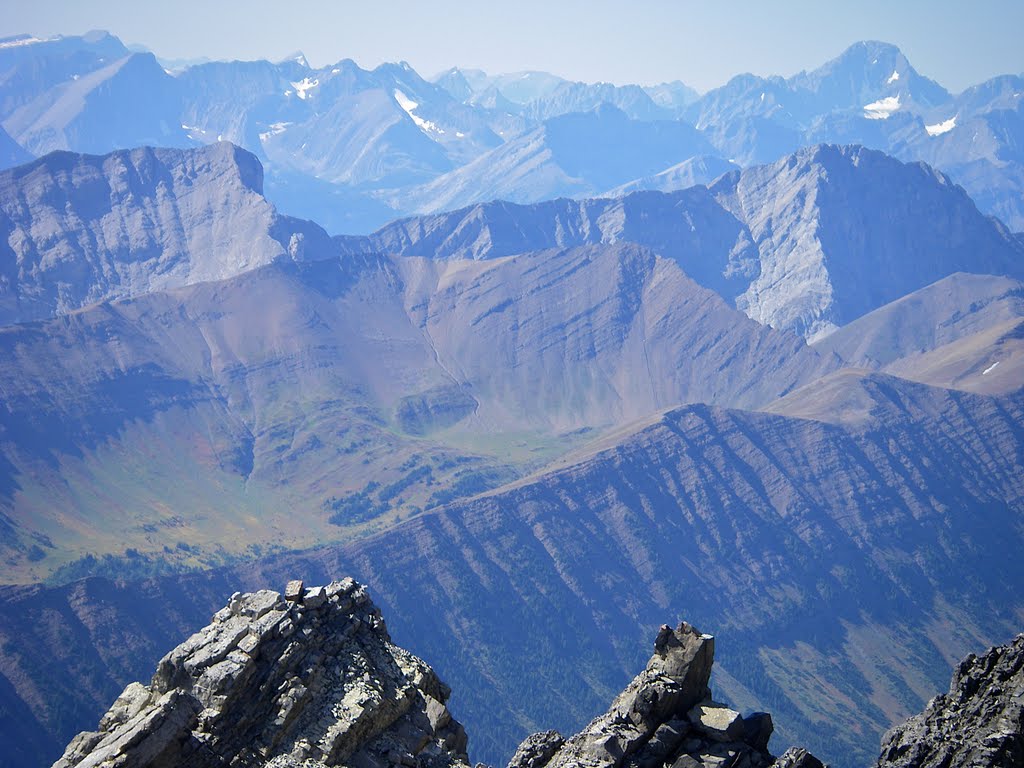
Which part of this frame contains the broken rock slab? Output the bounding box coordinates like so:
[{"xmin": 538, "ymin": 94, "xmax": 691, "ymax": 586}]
[
  {"xmin": 52, "ymin": 580, "xmax": 470, "ymax": 768},
  {"xmin": 506, "ymin": 621, "xmax": 824, "ymax": 768}
]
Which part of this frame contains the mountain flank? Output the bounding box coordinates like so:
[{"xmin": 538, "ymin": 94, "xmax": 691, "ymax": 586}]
[
  {"xmin": 0, "ymin": 142, "xmax": 334, "ymax": 325},
  {"xmin": 50, "ymin": 581, "xmax": 1024, "ymax": 768},
  {"xmin": 346, "ymin": 144, "xmax": 1024, "ymax": 340},
  {"xmin": 3, "ymin": 371, "xmax": 1022, "ymax": 767}
]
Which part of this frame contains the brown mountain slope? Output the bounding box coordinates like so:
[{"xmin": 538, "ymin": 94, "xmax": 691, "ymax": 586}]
[
  {"xmin": 810, "ymin": 273, "xmax": 1024, "ymax": 397},
  {"xmin": 1, "ymin": 374, "xmax": 1021, "ymax": 768},
  {"xmin": 0, "ymin": 242, "xmax": 833, "ymax": 581}
]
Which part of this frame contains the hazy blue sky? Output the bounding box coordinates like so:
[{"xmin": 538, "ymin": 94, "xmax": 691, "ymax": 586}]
[{"xmin": 2, "ymin": 0, "xmax": 1021, "ymax": 93}]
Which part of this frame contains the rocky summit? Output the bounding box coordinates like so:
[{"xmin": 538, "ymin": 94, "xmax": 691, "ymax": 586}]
[
  {"xmin": 52, "ymin": 579, "xmax": 469, "ymax": 768},
  {"xmin": 52, "ymin": 581, "xmax": 828, "ymax": 768},
  {"xmin": 876, "ymin": 633, "xmax": 1024, "ymax": 768},
  {"xmin": 506, "ymin": 622, "xmax": 822, "ymax": 768},
  {"xmin": 47, "ymin": 578, "xmax": 1024, "ymax": 768}
]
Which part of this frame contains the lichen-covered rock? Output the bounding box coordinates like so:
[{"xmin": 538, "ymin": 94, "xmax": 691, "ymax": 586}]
[
  {"xmin": 506, "ymin": 622, "xmax": 822, "ymax": 768},
  {"xmin": 875, "ymin": 633, "xmax": 1024, "ymax": 768},
  {"xmin": 52, "ymin": 579, "xmax": 470, "ymax": 768}
]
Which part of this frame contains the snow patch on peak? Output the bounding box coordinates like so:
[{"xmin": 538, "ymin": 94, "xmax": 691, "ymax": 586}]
[
  {"xmin": 0, "ymin": 35, "xmax": 49, "ymax": 49},
  {"xmin": 259, "ymin": 122, "xmax": 292, "ymax": 142},
  {"xmin": 864, "ymin": 94, "xmax": 900, "ymax": 119},
  {"xmin": 393, "ymin": 89, "xmax": 419, "ymax": 113},
  {"xmin": 394, "ymin": 89, "xmax": 445, "ymax": 136},
  {"xmin": 887, "ymin": 70, "xmax": 900, "ymax": 84},
  {"xmin": 290, "ymin": 77, "xmax": 319, "ymax": 99},
  {"xmin": 926, "ymin": 115, "xmax": 957, "ymax": 136}
]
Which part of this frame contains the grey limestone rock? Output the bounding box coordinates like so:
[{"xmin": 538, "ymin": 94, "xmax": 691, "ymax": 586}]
[
  {"xmin": 0, "ymin": 142, "xmax": 335, "ymax": 326},
  {"xmin": 506, "ymin": 621, "xmax": 821, "ymax": 768},
  {"xmin": 875, "ymin": 633, "xmax": 1024, "ymax": 768},
  {"xmin": 51, "ymin": 580, "xmax": 470, "ymax": 768}
]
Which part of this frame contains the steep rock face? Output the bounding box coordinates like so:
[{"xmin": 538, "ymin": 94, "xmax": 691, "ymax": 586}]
[
  {"xmin": 876, "ymin": 634, "xmax": 1024, "ymax": 768},
  {"xmin": 53, "ymin": 579, "xmax": 469, "ymax": 768},
  {"xmin": 706, "ymin": 145, "xmax": 1024, "ymax": 339},
  {"xmin": 347, "ymin": 145, "xmax": 1024, "ymax": 340},
  {"xmin": 0, "ymin": 142, "xmax": 334, "ymax": 324},
  {"xmin": 507, "ymin": 621, "xmax": 806, "ymax": 768}
]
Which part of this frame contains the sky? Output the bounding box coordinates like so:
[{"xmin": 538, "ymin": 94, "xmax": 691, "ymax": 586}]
[{"xmin": 1, "ymin": 0, "xmax": 1022, "ymax": 93}]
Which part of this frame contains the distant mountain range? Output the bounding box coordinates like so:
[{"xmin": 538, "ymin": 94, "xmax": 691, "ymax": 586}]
[
  {"xmin": 1, "ymin": 27, "xmax": 1023, "ymax": 768},
  {"xmin": 0, "ymin": 140, "xmax": 1022, "ymax": 768},
  {"xmin": 2, "ymin": 33, "xmax": 1023, "ymax": 232}
]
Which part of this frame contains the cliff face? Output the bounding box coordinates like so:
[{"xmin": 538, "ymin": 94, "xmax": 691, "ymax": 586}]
[
  {"xmin": 876, "ymin": 634, "xmax": 1024, "ymax": 768},
  {"xmin": 0, "ymin": 143, "xmax": 334, "ymax": 325},
  {"xmin": 53, "ymin": 579, "xmax": 469, "ymax": 768}
]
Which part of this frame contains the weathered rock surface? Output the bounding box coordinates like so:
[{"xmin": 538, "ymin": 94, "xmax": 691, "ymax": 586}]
[
  {"xmin": 0, "ymin": 142, "xmax": 334, "ymax": 325},
  {"xmin": 52, "ymin": 580, "xmax": 469, "ymax": 768},
  {"xmin": 344, "ymin": 145, "xmax": 1024, "ymax": 341},
  {"xmin": 876, "ymin": 633, "xmax": 1024, "ymax": 768},
  {"xmin": 506, "ymin": 622, "xmax": 818, "ymax": 768}
]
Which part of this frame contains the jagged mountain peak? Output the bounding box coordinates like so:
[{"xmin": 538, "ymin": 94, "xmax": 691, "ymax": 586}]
[
  {"xmin": 279, "ymin": 50, "xmax": 310, "ymax": 68},
  {"xmin": 508, "ymin": 621, "xmax": 820, "ymax": 768},
  {"xmin": 708, "ymin": 143, "xmax": 1023, "ymax": 337},
  {"xmin": 53, "ymin": 579, "xmax": 471, "ymax": 768},
  {"xmin": 792, "ymin": 39, "xmax": 951, "ymax": 111}
]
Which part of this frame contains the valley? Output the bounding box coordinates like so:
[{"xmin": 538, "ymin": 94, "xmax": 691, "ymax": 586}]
[{"xmin": 0, "ymin": 21, "xmax": 1022, "ymax": 768}]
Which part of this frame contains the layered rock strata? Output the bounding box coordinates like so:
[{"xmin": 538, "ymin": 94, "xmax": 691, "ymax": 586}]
[{"xmin": 52, "ymin": 579, "xmax": 470, "ymax": 768}]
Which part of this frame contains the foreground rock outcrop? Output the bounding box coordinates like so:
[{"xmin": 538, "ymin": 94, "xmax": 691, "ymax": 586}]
[
  {"xmin": 53, "ymin": 579, "xmax": 469, "ymax": 768},
  {"xmin": 876, "ymin": 633, "xmax": 1024, "ymax": 768},
  {"xmin": 507, "ymin": 622, "xmax": 823, "ymax": 768},
  {"xmin": 54, "ymin": 576, "xmax": 1024, "ymax": 768}
]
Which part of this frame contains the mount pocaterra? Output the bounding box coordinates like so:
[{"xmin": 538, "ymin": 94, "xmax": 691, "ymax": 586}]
[{"xmin": 52, "ymin": 580, "xmax": 1024, "ymax": 768}]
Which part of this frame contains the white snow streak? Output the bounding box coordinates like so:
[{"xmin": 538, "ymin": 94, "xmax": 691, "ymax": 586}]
[
  {"xmin": 864, "ymin": 95, "xmax": 900, "ymax": 119},
  {"xmin": 982, "ymin": 361, "xmax": 1000, "ymax": 375},
  {"xmin": 259, "ymin": 122, "xmax": 292, "ymax": 142},
  {"xmin": 393, "ymin": 89, "xmax": 445, "ymax": 135},
  {"xmin": 926, "ymin": 116, "xmax": 957, "ymax": 136},
  {"xmin": 887, "ymin": 70, "xmax": 900, "ymax": 84},
  {"xmin": 0, "ymin": 36, "xmax": 47, "ymax": 48}
]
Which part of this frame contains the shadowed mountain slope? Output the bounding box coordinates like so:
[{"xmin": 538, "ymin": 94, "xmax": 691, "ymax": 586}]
[{"xmin": 1, "ymin": 374, "xmax": 1021, "ymax": 768}]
